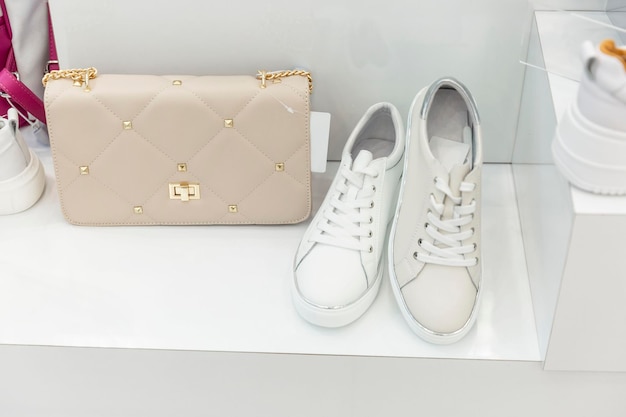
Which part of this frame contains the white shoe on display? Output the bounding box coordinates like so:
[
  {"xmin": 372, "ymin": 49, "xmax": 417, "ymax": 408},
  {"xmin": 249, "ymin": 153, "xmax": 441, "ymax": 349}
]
[
  {"xmin": 552, "ymin": 39, "xmax": 626, "ymax": 195},
  {"xmin": 388, "ymin": 78, "xmax": 482, "ymax": 344},
  {"xmin": 293, "ymin": 103, "xmax": 405, "ymax": 328},
  {"xmin": 0, "ymin": 108, "xmax": 46, "ymax": 215}
]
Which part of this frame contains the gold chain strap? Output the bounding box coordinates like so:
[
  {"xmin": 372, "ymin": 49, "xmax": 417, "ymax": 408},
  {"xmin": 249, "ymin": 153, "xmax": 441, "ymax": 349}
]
[
  {"xmin": 42, "ymin": 67, "xmax": 313, "ymax": 94},
  {"xmin": 42, "ymin": 67, "xmax": 98, "ymax": 88},
  {"xmin": 257, "ymin": 69, "xmax": 313, "ymax": 93}
]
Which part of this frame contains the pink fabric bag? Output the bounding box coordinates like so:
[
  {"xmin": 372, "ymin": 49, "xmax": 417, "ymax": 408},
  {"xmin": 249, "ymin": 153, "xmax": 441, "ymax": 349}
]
[{"xmin": 0, "ymin": 0, "xmax": 55, "ymax": 128}]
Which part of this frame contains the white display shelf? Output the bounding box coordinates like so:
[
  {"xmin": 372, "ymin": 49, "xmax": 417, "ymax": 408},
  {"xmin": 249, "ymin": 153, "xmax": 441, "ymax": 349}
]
[
  {"xmin": 5, "ymin": 7, "xmax": 626, "ymax": 417},
  {"xmin": 0, "ymin": 141, "xmax": 540, "ymax": 361},
  {"xmin": 513, "ymin": 10, "xmax": 626, "ymax": 371}
]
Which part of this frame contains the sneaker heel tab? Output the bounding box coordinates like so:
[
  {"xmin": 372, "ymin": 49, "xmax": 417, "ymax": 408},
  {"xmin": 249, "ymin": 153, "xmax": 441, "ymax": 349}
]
[
  {"xmin": 5, "ymin": 108, "xmax": 31, "ymax": 164},
  {"xmin": 420, "ymin": 77, "xmax": 480, "ymax": 126},
  {"xmin": 6, "ymin": 108, "xmax": 18, "ymax": 133},
  {"xmin": 599, "ymin": 39, "xmax": 626, "ymax": 71},
  {"xmin": 581, "ymin": 41, "xmax": 598, "ymax": 76}
]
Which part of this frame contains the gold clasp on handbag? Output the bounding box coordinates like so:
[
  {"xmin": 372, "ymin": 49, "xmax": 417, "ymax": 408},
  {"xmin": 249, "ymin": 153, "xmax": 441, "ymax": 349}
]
[
  {"xmin": 256, "ymin": 69, "xmax": 313, "ymax": 93},
  {"xmin": 169, "ymin": 182, "xmax": 200, "ymax": 202}
]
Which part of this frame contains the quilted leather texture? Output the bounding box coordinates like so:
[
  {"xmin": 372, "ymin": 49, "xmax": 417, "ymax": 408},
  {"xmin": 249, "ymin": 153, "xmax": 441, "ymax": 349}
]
[{"xmin": 44, "ymin": 74, "xmax": 311, "ymax": 225}]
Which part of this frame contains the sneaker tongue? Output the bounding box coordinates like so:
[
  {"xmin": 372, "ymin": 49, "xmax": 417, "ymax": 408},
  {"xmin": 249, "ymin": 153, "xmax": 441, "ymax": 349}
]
[
  {"xmin": 352, "ymin": 150, "xmax": 374, "ymax": 171},
  {"xmin": 450, "ymin": 161, "xmax": 471, "ymax": 189},
  {"xmin": 442, "ymin": 162, "xmax": 471, "ymax": 219},
  {"xmin": 338, "ymin": 150, "xmax": 374, "ymax": 204},
  {"xmin": 430, "ymin": 136, "xmax": 471, "ymax": 173}
]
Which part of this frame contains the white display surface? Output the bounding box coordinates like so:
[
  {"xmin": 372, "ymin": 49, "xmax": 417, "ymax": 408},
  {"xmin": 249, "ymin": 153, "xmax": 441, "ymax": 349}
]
[{"xmin": 0, "ymin": 143, "xmax": 539, "ymax": 361}]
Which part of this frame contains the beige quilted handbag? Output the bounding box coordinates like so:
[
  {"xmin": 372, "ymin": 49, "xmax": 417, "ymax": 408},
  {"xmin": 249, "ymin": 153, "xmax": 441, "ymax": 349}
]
[{"xmin": 43, "ymin": 68, "xmax": 312, "ymax": 226}]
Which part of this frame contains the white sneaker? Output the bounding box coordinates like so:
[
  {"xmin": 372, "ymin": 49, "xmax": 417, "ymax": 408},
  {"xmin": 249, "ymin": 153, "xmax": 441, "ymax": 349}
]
[
  {"xmin": 552, "ymin": 39, "xmax": 626, "ymax": 195},
  {"xmin": 293, "ymin": 103, "xmax": 405, "ymax": 327},
  {"xmin": 0, "ymin": 109, "xmax": 46, "ymax": 215},
  {"xmin": 388, "ymin": 78, "xmax": 482, "ymax": 344}
]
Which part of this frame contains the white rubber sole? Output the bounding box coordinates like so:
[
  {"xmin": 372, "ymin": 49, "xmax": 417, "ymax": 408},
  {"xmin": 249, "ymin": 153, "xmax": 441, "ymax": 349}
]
[
  {"xmin": 0, "ymin": 149, "xmax": 45, "ymax": 215},
  {"xmin": 552, "ymin": 102, "xmax": 626, "ymax": 195},
  {"xmin": 292, "ymin": 264, "xmax": 384, "ymax": 328}
]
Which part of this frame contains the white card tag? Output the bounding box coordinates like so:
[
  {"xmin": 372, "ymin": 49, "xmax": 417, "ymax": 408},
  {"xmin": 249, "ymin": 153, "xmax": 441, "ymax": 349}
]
[
  {"xmin": 310, "ymin": 111, "xmax": 331, "ymax": 173},
  {"xmin": 31, "ymin": 121, "xmax": 50, "ymax": 146}
]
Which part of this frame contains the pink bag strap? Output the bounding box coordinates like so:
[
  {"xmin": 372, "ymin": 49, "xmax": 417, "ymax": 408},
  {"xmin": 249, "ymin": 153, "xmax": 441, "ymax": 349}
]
[
  {"xmin": 0, "ymin": 2, "xmax": 57, "ymax": 124},
  {"xmin": 46, "ymin": 4, "xmax": 58, "ymax": 72},
  {"xmin": 0, "ymin": 0, "xmax": 16, "ymax": 72},
  {"xmin": 0, "ymin": 68, "xmax": 46, "ymax": 123}
]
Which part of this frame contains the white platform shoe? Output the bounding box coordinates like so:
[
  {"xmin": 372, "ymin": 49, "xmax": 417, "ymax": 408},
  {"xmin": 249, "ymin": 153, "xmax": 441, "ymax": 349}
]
[
  {"xmin": 0, "ymin": 109, "xmax": 46, "ymax": 215},
  {"xmin": 552, "ymin": 39, "xmax": 626, "ymax": 195},
  {"xmin": 389, "ymin": 78, "xmax": 483, "ymax": 344},
  {"xmin": 293, "ymin": 103, "xmax": 405, "ymax": 327}
]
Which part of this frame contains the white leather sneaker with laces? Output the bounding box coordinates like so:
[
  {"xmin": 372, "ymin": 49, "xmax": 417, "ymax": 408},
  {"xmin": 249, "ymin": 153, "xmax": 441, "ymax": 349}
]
[
  {"xmin": 293, "ymin": 103, "xmax": 404, "ymax": 327},
  {"xmin": 0, "ymin": 109, "xmax": 45, "ymax": 215},
  {"xmin": 389, "ymin": 78, "xmax": 482, "ymax": 344},
  {"xmin": 552, "ymin": 39, "xmax": 626, "ymax": 195}
]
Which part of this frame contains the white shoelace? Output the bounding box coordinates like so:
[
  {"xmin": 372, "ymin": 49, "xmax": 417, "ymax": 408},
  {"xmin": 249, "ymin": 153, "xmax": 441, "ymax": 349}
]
[
  {"xmin": 311, "ymin": 159, "xmax": 378, "ymax": 252},
  {"xmin": 414, "ymin": 176, "xmax": 477, "ymax": 267}
]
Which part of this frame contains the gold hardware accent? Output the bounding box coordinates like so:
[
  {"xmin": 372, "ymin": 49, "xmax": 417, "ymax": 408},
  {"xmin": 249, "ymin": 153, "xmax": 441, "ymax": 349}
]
[
  {"xmin": 172, "ymin": 80, "xmax": 182, "ymax": 86},
  {"xmin": 258, "ymin": 70, "xmax": 267, "ymax": 89},
  {"xmin": 275, "ymin": 162, "xmax": 285, "ymax": 172},
  {"xmin": 133, "ymin": 206, "xmax": 143, "ymax": 214},
  {"xmin": 177, "ymin": 163, "xmax": 187, "ymax": 172},
  {"xmin": 256, "ymin": 69, "xmax": 313, "ymax": 93},
  {"xmin": 228, "ymin": 205, "xmax": 238, "ymax": 213},
  {"xmin": 83, "ymin": 70, "xmax": 92, "ymax": 92},
  {"xmin": 79, "ymin": 166, "xmax": 89, "ymax": 175},
  {"xmin": 122, "ymin": 121, "xmax": 133, "ymax": 130},
  {"xmin": 224, "ymin": 119, "xmax": 234, "ymax": 128},
  {"xmin": 42, "ymin": 67, "xmax": 98, "ymax": 90},
  {"xmin": 169, "ymin": 182, "xmax": 200, "ymax": 202}
]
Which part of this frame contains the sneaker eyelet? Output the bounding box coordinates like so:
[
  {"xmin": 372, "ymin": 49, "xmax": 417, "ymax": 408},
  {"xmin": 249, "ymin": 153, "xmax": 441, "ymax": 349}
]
[
  {"xmin": 369, "ymin": 216, "xmax": 373, "ymax": 224},
  {"xmin": 368, "ymin": 245, "xmax": 373, "ymax": 253},
  {"xmin": 473, "ymin": 243, "xmax": 477, "ymax": 250},
  {"xmin": 368, "ymin": 230, "xmax": 373, "ymax": 238},
  {"xmin": 370, "ymin": 201, "xmax": 375, "ymax": 208},
  {"xmin": 413, "ymin": 251, "xmax": 418, "ymax": 259},
  {"xmin": 418, "ymin": 238, "xmax": 423, "ymax": 246},
  {"xmin": 371, "ymin": 185, "xmax": 376, "ymax": 192}
]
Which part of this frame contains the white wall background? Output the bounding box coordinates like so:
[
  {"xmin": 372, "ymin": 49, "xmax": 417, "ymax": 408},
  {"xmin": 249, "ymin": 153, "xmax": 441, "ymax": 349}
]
[
  {"xmin": 532, "ymin": 0, "xmax": 626, "ymax": 10},
  {"xmin": 50, "ymin": 0, "xmax": 532, "ymax": 162},
  {"xmin": 532, "ymin": 0, "xmax": 608, "ymax": 9}
]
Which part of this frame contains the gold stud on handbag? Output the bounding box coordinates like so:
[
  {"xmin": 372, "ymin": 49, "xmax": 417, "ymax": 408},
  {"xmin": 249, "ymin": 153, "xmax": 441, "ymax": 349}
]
[{"xmin": 43, "ymin": 68, "xmax": 312, "ymax": 226}]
